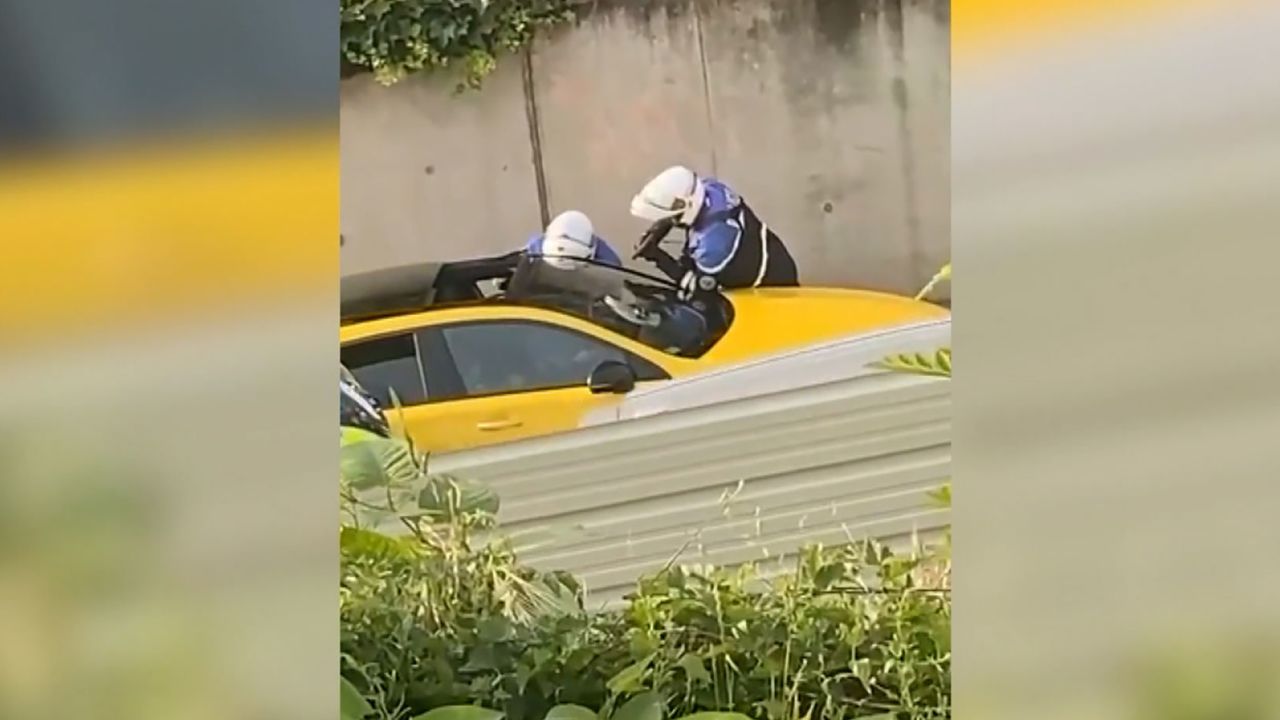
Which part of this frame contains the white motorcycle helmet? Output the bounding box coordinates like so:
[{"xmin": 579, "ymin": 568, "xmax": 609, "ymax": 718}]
[
  {"xmin": 629, "ymin": 165, "xmax": 706, "ymax": 226},
  {"xmin": 540, "ymin": 210, "xmax": 595, "ymax": 270}
]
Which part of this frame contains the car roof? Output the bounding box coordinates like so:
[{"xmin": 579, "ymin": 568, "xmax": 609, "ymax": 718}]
[
  {"xmin": 340, "ymin": 253, "xmax": 521, "ymax": 324},
  {"xmin": 340, "ymin": 263, "xmax": 443, "ymax": 322}
]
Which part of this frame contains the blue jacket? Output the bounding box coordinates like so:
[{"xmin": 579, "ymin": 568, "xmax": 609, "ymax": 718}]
[
  {"xmin": 524, "ymin": 233, "xmax": 622, "ymax": 268},
  {"xmin": 685, "ymin": 179, "xmax": 746, "ymax": 275}
]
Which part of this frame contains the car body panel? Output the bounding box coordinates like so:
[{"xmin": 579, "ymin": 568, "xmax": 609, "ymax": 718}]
[
  {"xmin": 341, "ymin": 303, "xmax": 696, "ymax": 452},
  {"xmin": 387, "ymin": 384, "xmax": 649, "ymax": 452},
  {"xmin": 702, "ymin": 288, "xmax": 951, "ymax": 364},
  {"xmin": 582, "ymin": 318, "xmax": 953, "ymax": 426}
]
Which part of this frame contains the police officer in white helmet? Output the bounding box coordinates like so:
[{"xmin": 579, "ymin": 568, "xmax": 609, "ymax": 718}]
[
  {"xmin": 629, "ymin": 166, "xmax": 798, "ymax": 299},
  {"xmin": 524, "ymin": 209, "xmax": 622, "ymax": 270}
]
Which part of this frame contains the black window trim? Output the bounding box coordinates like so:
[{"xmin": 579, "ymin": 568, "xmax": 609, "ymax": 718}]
[
  {"xmin": 417, "ymin": 318, "xmax": 671, "ymax": 403},
  {"xmin": 339, "ymin": 329, "xmax": 430, "ymax": 407}
]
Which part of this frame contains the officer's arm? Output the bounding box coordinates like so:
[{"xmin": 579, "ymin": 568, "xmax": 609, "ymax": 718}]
[
  {"xmin": 649, "ymin": 248, "xmax": 685, "ymax": 282},
  {"xmin": 638, "ymin": 218, "xmax": 676, "ymax": 250},
  {"xmin": 634, "ymin": 220, "xmax": 684, "ymax": 281}
]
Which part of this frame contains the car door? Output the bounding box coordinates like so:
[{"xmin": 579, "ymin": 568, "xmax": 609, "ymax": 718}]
[{"xmin": 412, "ymin": 319, "xmax": 670, "ymax": 452}]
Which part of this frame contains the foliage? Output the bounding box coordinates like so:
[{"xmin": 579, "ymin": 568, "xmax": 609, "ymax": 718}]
[
  {"xmin": 340, "ymin": 429, "xmax": 501, "ymax": 534},
  {"xmin": 340, "ymin": 338, "xmax": 950, "ymax": 720},
  {"xmin": 879, "ymin": 261, "xmax": 953, "ymax": 378},
  {"xmin": 613, "ymin": 543, "xmax": 950, "ymax": 720},
  {"xmin": 914, "ymin": 264, "xmax": 951, "ymax": 302},
  {"xmin": 340, "ymin": 0, "xmax": 577, "ymax": 89},
  {"xmin": 340, "ymin": 429, "xmax": 586, "ymax": 719},
  {"xmin": 871, "ymin": 349, "xmax": 951, "ymax": 379},
  {"xmin": 341, "ymin": 511, "xmax": 950, "ymax": 720},
  {"xmin": 422, "ymin": 703, "xmax": 763, "ymax": 720},
  {"xmin": 345, "ymin": 675, "xmax": 377, "ymax": 720},
  {"xmin": 874, "ymin": 270, "xmax": 953, "ymax": 591}
]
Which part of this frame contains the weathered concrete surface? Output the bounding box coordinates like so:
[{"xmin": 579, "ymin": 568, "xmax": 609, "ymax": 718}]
[
  {"xmin": 340, "ymin": 0, "xmax": 950, "ymax": 296},
  {"xmin": 695, "ymin": 0, "xmax": 949, "ymax": 290},
  {"xmin": 339, "ymin": 63, "xmax": 543, "ymax": 274},
  {"xmin": 531, "ymin": 1, "xmax": 717, "ymax": 261}
]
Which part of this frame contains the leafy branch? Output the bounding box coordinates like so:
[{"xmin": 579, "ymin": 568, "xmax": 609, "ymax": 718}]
[{"xmin": 340, "ymin": 0, "xmax": 578, "ymax": 89}]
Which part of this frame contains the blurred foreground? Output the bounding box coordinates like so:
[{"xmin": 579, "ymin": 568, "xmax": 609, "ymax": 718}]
[
  {"xmin": 3, "ymin": 0, "xmax": 1279, "ymax": 718},
  {"xmin": 955, "ymin": 0, "xmax": 1280, "ymax": 718},
  {"xmin": 0, "ymin": 1, "xmax": 337, "ymax": 718}
]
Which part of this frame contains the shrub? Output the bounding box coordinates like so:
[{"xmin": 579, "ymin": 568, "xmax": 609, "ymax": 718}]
[
  {"xmin": 340, "ymin": 393, "xmax": 950, "ymax": 720},
  {"xmin": 340, "ymin": 514, "xmax": 950, "ymax": 719},
  {"xmin": 340, "ymin": 0, "xmax": 577, "ymax": 88}
]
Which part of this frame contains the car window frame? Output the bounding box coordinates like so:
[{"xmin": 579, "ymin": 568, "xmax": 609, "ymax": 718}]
[
  {"xmin": 338, "ymin": 330, "xmax": 430, "ymax": 408},
  {"xmin": 417, "ymin": 318, "xmax": 671, "ymax": 403}
]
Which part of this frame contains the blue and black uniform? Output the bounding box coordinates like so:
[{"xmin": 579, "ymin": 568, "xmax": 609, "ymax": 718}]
[
  {"xmin": 523, "ymin": 233, "xmax": 623, "ymax": 268},
  {"xmin": 642, "ymin": 178, "xmax": 798, "ymax": 292}
]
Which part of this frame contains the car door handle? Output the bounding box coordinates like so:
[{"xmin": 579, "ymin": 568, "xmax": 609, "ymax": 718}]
[{"xmin": 476, "ymin": 418, "xmax": 523, "ymax": 431}]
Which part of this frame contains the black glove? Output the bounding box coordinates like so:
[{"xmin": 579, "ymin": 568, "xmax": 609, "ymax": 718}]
[{"xmin": 634, "ymin": 218, "xmax": 676, "ymax": 261}]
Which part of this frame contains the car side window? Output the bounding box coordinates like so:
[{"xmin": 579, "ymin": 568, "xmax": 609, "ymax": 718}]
[
  {"xmin": 433, "ymin": 321, "xmax": 666, "ymax": 398},
  {"xmin": 339, "ymin": 332, "xmax": 427, "ymax": 407}
]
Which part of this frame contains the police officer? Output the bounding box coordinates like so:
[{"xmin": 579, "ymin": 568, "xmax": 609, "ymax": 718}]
[
  {"xmin": 629, "ymin": 166, "xmax": 798, "ymax": 299},
  {"xmin": 523, "ymin": 209, "xmax": 622, "ymax": 270}
]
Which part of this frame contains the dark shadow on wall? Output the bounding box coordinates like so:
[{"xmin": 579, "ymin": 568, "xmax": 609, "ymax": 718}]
[
  {"xmin": 588, "ymin": 0, "xmax": 696, "ymax": 39},
  {"xmin": 812, "ymin": 0, "xmax": 876, "ymax": 52}
]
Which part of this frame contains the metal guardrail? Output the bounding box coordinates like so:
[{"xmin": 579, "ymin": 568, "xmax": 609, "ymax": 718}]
[{"xmin": 428, "ymin": 327, "xmax": 952, "ymax": 605}]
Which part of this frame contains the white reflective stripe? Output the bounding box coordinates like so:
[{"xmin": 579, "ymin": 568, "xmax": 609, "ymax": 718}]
[{"xmin": 752, "ymin": 222, "xmax": 770, "ymax": 287}]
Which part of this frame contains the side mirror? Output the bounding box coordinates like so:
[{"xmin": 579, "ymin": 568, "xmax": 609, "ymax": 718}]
[{"xmin": 587, "ymin": 360, "xmax": 637, "ymax": 395}]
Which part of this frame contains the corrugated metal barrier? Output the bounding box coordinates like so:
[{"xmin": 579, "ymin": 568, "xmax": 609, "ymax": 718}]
[{"xmin": 428, "ymin": 355, "xmax": 952, "ymax": 606}]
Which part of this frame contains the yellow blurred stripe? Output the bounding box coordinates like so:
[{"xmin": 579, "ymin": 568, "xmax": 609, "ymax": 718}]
[
  {"xmin": 955, "ymin": 0, "xmax": 1221, "ymax": 60},
  {"xmin": 0, "ymin": 129, "xmax": 338, "ymax": 343}
]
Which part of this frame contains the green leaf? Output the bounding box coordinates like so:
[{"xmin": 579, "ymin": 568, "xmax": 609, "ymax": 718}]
[
  {"xmin": 340, "ymin": 676, "xmax": 373, "ymax": 720},
  {"xmin": 419, "ymin": 473, "xmax": 500, "ymax": 519},
  {"xmin": 607, "ymin": 653, "xmax": 655, "ymax": 695},
  {"xmin": 545, "ymin": 705, "xmax": 599, "ymax": 720},
  {"xmin": 340, "ymin": 425, "xmax": 384, "ymax": 447},
  {"xmin": 477, "ymin": 616, "xmax": 514, "ymax": 643},
  {"xmin": 460, "ymin": 644, "xmax": 501, "ymax": 672},
  {"xmin": 339, "ymin": 526, "xmax": 418, "ymax": 559},
  {"xmin": 340, "ymin": 433, "xmax": 420, "ymax": 490},
  {"xmin": 927, "ymin": 483, "xmax": 952, "ymax": 508},
  {"xmin": 871, "ymin": 347, "xmax": 952, "ymax": 378},
  {"xmin": 414, "ymin": 707, "xmax": 505, "ymax": 720},
  {"xmin": 674, "ymin": 714, "xmax": 753, "ymax": 720},
  {"xmin": 758, "ymin": 700, "xmax": 786, "ymax": 720},
  {"xmin": 813, "ymin": 561, "xmax": 845, "ymax": 589},
  {"xmin": 611, "ymin": 692, "xmax": 663, "ymax": 720},
  {"xmin": 675, "ymin": 653, "xmax": 711, "ymax": 685}
]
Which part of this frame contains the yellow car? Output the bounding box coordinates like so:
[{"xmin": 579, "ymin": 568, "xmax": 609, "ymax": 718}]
[{"xmin": 341, "ymin": 254, "xmax": 948, "ymax": 453}]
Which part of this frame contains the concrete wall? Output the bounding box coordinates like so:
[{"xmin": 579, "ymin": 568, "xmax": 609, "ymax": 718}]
[{"xmin": 340, "ymin": 0, "xmax": 950, "ymax": 296}]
